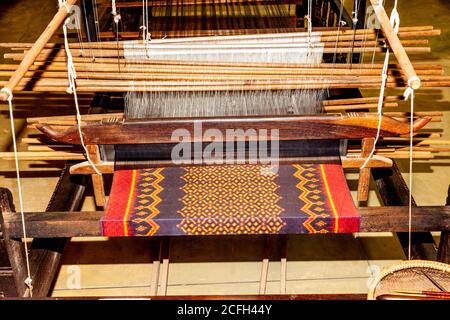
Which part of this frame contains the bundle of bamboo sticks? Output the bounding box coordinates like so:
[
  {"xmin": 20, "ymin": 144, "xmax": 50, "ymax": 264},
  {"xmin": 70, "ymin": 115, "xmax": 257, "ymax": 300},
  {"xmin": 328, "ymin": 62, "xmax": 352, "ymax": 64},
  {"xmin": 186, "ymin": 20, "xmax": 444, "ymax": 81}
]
[{"xmin": 1, "ymin": 25, "xmax": 446, "ymax": 93}]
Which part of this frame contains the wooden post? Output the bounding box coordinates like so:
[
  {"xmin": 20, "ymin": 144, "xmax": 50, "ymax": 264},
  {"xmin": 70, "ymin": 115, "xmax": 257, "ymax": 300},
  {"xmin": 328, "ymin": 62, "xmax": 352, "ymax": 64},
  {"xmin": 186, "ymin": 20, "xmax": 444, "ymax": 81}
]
[
  {"xmin": 28, "ymin": 165, "xmax": 87, "ymax": 297},
  {"xmin": 372, "ymin": 162, "xmax": 437, "ymax": 260},
  {"xmin": 357, "ymin": 137, "xmax": 375, "ymax": 202},
  {"xmin": 0, "ymin": 0, "xmax": 78, "ymax": 101},
  {"xmin": 437, "ymin": 185, "xmax": 450, "ymax": 263},
  {"xmin": 0, "ymin": 188, "xmax": 28, "ymax": 297},
  {"xmin": 259, "ymin": 236, "xmax": 270, "ymax": 295},
  {"xmin": 369, "ymin": 0, "xmax": 420, "ymax": 89},
  {"xmin": 280, "ymin": 235, "xmax": 287, "ymax": 294},
  {"xmin": 86, "ymin": 145, "xmax": 106, "ymax": 208}
]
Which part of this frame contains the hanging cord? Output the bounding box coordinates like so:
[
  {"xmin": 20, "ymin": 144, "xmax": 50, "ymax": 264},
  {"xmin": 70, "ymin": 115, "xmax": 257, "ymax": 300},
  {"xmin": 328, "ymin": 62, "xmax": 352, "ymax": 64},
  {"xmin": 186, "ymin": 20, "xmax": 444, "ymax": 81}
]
[
  {"xmin": 306, "ymin": 0, "xmax": 313, "ymax": 49},
  {"xmin": 360, "ymin": 49, "xmax": 389, "ymax": 169},
  {"xmin": 360, "ymin": 0, "xmax": 417, "ymax": 261},
  {"xmin": 332, "ymin": 0, "xmax": 345, "ymax": 67},
  {"xmin": 404, "ymin": 77, "xmax": 418, "ymax": 261},
  {"xmin": 348, "ymin": 0, "xmax": 361, "ymax": 67},
  {"xmin": 140, "ymin": 0, "xmax": 147, "ymax": 43},
  {"xmin": 111, "ymin": 0, "xmax": 122, "ymax": 72},
  {"xmin": 63, "ymin": 18, "xmax": 101, "ymax": 175},
  {"xmin": 360, "ymin": 0, "xmax": 399, "ymax": 170},
  {"xmin": 1, "ymin": 88, "xmax": 33, "ymax": 297},
  {"xmin": 111, "ymin": 0, "xmax": 121, "ymax": 24}
]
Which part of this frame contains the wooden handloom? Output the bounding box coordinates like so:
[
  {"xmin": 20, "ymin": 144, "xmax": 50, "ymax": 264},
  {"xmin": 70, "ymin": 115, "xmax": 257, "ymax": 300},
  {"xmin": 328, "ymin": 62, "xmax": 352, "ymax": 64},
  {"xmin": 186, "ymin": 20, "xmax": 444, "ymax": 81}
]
[{"xmin": 1, "ymin": 0, "xmax": 450, "ymax": 299}]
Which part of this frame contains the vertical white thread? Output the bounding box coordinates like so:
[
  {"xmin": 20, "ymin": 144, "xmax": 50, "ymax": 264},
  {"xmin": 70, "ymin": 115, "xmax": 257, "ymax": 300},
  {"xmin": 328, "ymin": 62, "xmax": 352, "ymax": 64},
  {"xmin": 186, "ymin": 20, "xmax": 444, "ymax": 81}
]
[
  {"xmin": 404, "ymin": 84, "xmax": 416, "ymax": 261},
  {"xmin": 360, "ymin": 50, "xmax": 389, "ymax": 169},
  {"xmin": 63, "ymin": 18, "xmax": 101, "ymax": 175},
  {"xmin": 1, "ymin": 88, "xmax": 33, "ymax": 297},
  {"xmin": 408, "ymin": 91, "xmax": 414, "ymax": 260}
]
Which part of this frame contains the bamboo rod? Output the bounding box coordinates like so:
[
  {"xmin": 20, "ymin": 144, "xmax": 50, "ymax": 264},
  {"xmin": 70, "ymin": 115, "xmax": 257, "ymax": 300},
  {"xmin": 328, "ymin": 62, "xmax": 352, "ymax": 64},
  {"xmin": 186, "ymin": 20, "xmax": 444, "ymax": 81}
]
[
  {"xmin": 96, "ymin": 29, "xmax": 441, "ymax": 40},
  {"xmin": 4, "ymin": 81, "xmax": 449, "ymax": 92},
  {"xmin": 324, "ymin": 102, "xmax": 398, "ymax": 111},
  {"xmin": 4, "ymin": 76, "xmax": 449, "ymax": 90},
  {"xmin": 0, "ymin": 151, "xmax": 85, "ymax": 161},
  {"xmin": 370, "ymin": 0, "xmax": 420, "ymax": 89},
  {"xmin": 28, "ymin": 59, "xmax": 442, "ymax": 70},
  {"xmin": 0, "ymin": 67, "xmax": 441, "ymax": 78},
  {"xmin": 382, "ymin": 138, "xmax": 450, "ymax": 145},
  {"xmin": 5, "ymin": 46, "xmax": 429, "ymax": 60},
  {"xmin": 27, "ymin": 145, "xmax": 74, "ymax": 151},
  {"xmin": 322, "ymin": 96, "xmax": 403, "ymax": 106},
  {"xmin": 4, "ymin": 39, "xmax": 429, "ymax": 51},
  {"xmin": 0, "ymin": 0, "xmax": 78, "ymax": 101}
]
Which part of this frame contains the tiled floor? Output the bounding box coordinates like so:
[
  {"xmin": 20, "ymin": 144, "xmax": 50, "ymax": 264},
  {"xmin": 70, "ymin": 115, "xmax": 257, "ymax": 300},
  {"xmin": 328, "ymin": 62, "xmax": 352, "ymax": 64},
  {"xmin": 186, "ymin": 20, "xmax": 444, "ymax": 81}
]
[{"xmin": 0, "ymin": 0, "xmax": 449, "ymax": 297}]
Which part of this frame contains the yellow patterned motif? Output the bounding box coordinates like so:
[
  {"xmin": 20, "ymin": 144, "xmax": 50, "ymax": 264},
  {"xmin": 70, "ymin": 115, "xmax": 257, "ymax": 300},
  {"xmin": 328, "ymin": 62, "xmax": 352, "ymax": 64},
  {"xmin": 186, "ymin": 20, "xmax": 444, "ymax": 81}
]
[
  {"xmin": 131, "ymin": 168, "xmax": 164, "ymax": 236},
  {"xmin": 293, "ymin": 164, "xmax": 330, "ymax": 233},
  {"xmin": 177, "ymin": 165, "xmax": 285, "ymax": 235}
]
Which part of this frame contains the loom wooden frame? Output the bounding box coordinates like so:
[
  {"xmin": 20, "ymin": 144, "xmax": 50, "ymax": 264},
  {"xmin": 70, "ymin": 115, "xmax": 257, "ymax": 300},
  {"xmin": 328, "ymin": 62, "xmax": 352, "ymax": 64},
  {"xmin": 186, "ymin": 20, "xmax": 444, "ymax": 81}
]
[{"xmin": 1, "ymin": 0, "xmax": 448, "ymax": 300}]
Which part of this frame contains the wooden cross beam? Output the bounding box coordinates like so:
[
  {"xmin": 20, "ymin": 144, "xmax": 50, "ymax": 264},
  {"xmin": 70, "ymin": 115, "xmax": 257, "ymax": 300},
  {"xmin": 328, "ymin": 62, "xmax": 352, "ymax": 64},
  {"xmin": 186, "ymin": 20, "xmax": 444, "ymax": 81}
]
[{"xmin": 1, "ymin": 206, "xmax": 449, "ymax": 238}]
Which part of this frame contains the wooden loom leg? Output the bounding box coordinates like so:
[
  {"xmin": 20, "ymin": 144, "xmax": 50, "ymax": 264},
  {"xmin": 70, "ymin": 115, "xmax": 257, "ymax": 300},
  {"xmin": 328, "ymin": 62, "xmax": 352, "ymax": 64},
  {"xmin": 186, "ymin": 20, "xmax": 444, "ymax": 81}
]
[
  {"xmin": 0, "ymin": 166, "xmax": 88, "ymax": 298},
  {"xmin": 280, "ymin": 236, "xmax": 287, "ymax": 294},
  {"xmin": 0, "ymin": 188, "xmax": 28, "ymax": 297},
  {"xmin": 28, "ymin": 165, "xmax": 87, "ymax": 297},
  {"xmin": 86, "ymin": 145, "xmax": 106, "ymax": 208},
  {"xmin": 158, "ymin": 238, "xmax": 170, "ymax": 296},
  {"xmin": 357, "ymin": 137, "xmax": 375, "ymax": 202},
  {"xmin": 259, "ymin": 236, "xmax": 270, "ymax": 295},
  {"xmin": 437, "ymin": 185, "xmax": 450, "ymax": 263},
  {"xmin": 372, "ymin": 162, "xmax": 437, "ymax": 260}
]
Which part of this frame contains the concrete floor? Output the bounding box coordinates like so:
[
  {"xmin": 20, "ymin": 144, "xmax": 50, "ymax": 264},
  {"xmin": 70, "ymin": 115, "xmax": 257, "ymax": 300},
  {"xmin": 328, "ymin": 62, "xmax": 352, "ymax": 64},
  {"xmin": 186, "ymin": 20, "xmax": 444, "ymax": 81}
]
[{"xmin": 0, "ymin": 0, "xmax": 449, "ymax": 297}]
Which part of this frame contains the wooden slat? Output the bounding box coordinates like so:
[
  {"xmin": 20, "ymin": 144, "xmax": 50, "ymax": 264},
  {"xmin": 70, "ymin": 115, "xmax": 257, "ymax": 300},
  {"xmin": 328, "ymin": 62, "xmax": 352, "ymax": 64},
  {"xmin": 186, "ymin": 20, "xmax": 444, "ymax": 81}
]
[
  {"xmin": 2, "ymin": 206, "xmax": 450, "ymax": 238},
  {"xmin": 86, "ymin": 145, "xmax": 105, "ymax": 208},
  {"xmin": 357, "ymin": 138, "xmax": 375, "ymax": 202}
]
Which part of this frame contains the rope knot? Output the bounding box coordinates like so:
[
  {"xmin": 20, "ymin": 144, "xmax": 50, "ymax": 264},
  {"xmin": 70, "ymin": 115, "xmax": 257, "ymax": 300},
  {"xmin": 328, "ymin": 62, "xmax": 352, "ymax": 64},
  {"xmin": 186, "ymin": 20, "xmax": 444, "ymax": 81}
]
[
  {"xmin": 351, "ymin": 11, "xmax": 358, "ymax": 25},
  {"xmin": 1, "ymin": 87, "xmax": 13, "ymax": 102},
  {"xmin": 403, "ymin": 86, "xmax": 414, "ymax": 100},
  {"xmin": 113, "ymin": 14, "xmax": 121, "ymax": 24},
  {"xmin": 24, "ymin": 277, "xmax": 33, "ymax": 289},
  {"xmin": 58, "ymin": 0, "xmax": 70, "ymax": 13},
  {"xmin": 389, "ymin": 8, "xmax": 400, "ymax": 34}
]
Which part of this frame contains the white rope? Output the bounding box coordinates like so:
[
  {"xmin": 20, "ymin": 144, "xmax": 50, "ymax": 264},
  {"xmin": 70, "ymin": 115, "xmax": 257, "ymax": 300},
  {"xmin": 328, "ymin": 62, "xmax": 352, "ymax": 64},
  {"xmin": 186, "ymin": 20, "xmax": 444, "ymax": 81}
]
[
  {"xmin": 403, "ymin": 77, "xmax": 418, "ymax": 261},
  {"xmin": 360, "ymin": 0, "xmax": 400, "ymax": 169},
  {"xmin": 58, "ymin": 0, "xmax": 70, "ymax": 13},
  {"xmin": 352, "ymin": 0, "xmax": 359, "ymax": 26},
  {"xmin": 1, "ymin": 87, "xmax": 33, "ymax": 297},
  {"xmin": 63, "ymin": 18, "xmax": 101, "ymax": 175},
  {"xmin": 403, "ymin": 87, "xmax": 414, "ymax": 261},
  {"xmin": 111, "ymin": 0, "xmax": 121, "ymax": 24},
  {"xmin": 360, "ymin": 50, "xmax": 389, "ymax": 169},
  {"xmin": 306, "ymin": 0, "xmax": 313, "ymax": 49},
  {"xmin": 389, "ymin": 7, "xmax": 400, "ymax": 33}
]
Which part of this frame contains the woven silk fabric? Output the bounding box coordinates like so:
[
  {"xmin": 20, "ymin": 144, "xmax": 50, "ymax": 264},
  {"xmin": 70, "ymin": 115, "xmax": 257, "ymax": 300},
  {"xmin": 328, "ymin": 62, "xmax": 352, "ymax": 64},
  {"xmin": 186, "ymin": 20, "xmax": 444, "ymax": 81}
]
[{"xmin": 102, "ymin": 164, "xmax": 359, "ymax": 236}]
